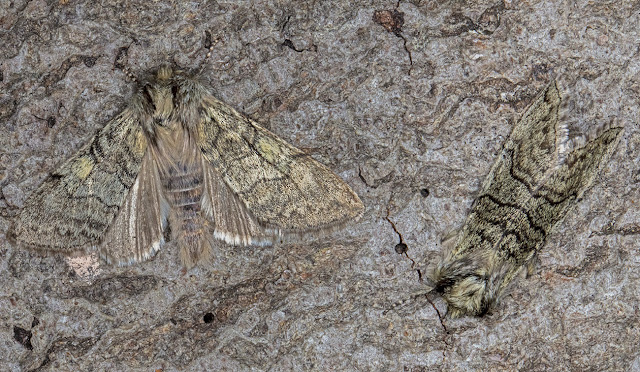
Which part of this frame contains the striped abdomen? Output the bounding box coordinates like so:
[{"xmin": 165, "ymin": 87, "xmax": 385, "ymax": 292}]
[
  {"xmin": 153, "ymin": 123, "xmax": 212, "ymax": 267},
  {"xmin": 163, "ymin": 163, "xmax": 203, "ymax": 233}
]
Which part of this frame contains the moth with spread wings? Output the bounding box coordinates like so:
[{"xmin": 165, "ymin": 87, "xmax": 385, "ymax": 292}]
[{"xmin": 12, "ymin": 66, "xmax": 364, "ymax": 268}]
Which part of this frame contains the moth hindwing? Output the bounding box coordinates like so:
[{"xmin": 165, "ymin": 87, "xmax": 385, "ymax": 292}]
[
  {"xmin": 12, "ymin": 65, "xmax": 364, "ymax": 268},
  {"xmin": 429, "ymin": 80, "xmax": 623, "ymax": 317}
]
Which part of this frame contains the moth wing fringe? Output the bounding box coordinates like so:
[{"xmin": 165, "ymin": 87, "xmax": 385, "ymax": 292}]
[{"xmin": 200, "ymin": 159, "xmax": 279, "ymax": 246}]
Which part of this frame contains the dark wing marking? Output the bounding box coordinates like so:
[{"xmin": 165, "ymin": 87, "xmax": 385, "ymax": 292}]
[{"xmin": 12, "ymin": 109, "xmax": 147, "ymax": 252}]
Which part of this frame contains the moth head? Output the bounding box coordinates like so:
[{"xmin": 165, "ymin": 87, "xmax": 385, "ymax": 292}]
[
  {"xmin": 431, "ymin": 255, "xmax": 504, "ymax": 317},
  {"xmin": 441, "ymin": 273, "xmax": 493, "ymax": 317},
  {"xmin": 141, "ymin": 67, "xmax": 176, "ymax": 122},
  {"xmin": 136, "ymin": 65, "xmax": 207, "ymax": 134}
]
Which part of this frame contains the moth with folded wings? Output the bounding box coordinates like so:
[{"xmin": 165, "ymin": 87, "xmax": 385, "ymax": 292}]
[{"xmin": 428, "ymin": 81, "xmax": 623, "ymax": 317}]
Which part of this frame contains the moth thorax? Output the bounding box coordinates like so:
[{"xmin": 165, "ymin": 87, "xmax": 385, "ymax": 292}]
[{"xmin": 150, "ymin": 86, "xmax": 175, "ymax": 120}]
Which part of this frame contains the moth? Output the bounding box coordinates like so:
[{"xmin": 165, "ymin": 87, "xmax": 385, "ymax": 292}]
[
  {"xmin": 428, "ymin": 80, "xmax": 623, "ymax": 317},
  {"xmin": 11, "ymin": 65, "xmax": 364, "ymax": 268}
]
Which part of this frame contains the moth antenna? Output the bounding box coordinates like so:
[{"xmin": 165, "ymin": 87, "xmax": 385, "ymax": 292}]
[
  {"xmin": 121, "ymin": 65, "xmax": 138, "ymax": 84},
  {"xmin": 382, "ymin": 288, "xmax": 436, "ymax": 315},
  {"xmin": 113, "ymin": 46, "xmax": 138, "ymax": 84},
  {"xmin": 197, "ymin": 30, "xmax": 222, "ymax": 74}
]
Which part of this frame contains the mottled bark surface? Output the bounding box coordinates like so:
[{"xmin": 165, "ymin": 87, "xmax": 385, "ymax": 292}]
[{"xmin": 1, "ymin": 0, "xmax": 639, "ymax": 370}]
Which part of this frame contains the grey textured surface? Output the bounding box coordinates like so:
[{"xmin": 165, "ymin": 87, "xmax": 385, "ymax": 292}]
[{"xmin": 1, "ymin": 0, "xmax": 639, "ymax": 371}]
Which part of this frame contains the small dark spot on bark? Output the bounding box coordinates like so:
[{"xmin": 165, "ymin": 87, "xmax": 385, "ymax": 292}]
[
  {"xmin": 83, "ymin": 56, "xmax": 97, "ymax": 67},
  {"xmin": 395, "ymin": 242, "xmax": 408, "ymax": 254},
  {"xmin": 0, "ymin": 70, "xmax": 3, "ymax": 82},
  {"xmin": 282, "ymin": 39, "xmax": 303, "ymax": 52},
  {"xmin": 46, "ymin": 116, "xmax": 56, "ymax": 128},
  {"xmin": 420, "ymin": 188, "xmax": 430, "ymax": 197},
  {"xmin": 13, "ymin": 326, "xmax": 33, "ymax": 350},
  {"xmin": 31, "ymin": 317, "xmax": 40, "ymax": 328},
  {"xmin": 203, "ymin": 312, "xmax": 214, "ymax": 323}
]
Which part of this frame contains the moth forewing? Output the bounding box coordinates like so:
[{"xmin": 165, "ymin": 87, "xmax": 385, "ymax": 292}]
[
  {"xmin": 11, "ymin": 110, "xmax": 148, "ymax": 251},
  {"xmin": 12, "ymin": 65, "xmax": 364, "ymax": 268}
]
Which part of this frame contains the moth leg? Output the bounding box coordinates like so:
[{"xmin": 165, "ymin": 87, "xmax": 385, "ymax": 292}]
[{"xmin": 525, "ymin": 254, "xmax": 539, "ymax": 278}]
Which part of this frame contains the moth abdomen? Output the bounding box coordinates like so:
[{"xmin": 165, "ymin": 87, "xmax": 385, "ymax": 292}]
[
  {"xmin": 162, "ymin": 168, "xmax": 203, "ymax": 194},
  {"xmin": 163, "ymin": 169, "xmax": 211, "ymax": 268}
]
